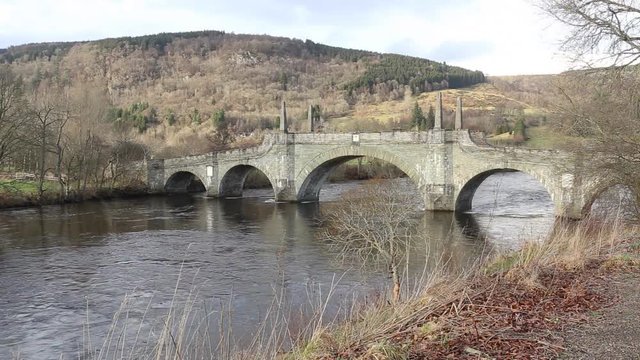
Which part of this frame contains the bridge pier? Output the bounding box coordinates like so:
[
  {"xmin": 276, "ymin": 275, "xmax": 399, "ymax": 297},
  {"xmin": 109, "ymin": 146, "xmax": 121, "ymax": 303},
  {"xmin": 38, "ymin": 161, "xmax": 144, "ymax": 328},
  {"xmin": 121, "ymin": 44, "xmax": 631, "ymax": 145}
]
[
  {"xmin": 424, "ymin": 185, "xmax": 455, "ymax": 211},
  {"xmin": 273, "ymin": 179, "xmax": 298, "ymax": 202},
  {"xmin": 147, "ymin": 159, "xmax": 165, "ymax": 193}
]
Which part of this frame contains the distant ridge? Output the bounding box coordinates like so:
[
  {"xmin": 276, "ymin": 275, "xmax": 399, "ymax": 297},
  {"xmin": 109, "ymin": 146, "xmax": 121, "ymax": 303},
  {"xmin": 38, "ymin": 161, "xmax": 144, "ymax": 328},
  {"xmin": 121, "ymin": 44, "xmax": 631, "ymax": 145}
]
[
  {"xmin": 0, "ymin": 30, "xmax": 484, "ymax": 94},
  {"xmin": 1, "ymin": 30, "xmax": 488, "ymax": 157}
]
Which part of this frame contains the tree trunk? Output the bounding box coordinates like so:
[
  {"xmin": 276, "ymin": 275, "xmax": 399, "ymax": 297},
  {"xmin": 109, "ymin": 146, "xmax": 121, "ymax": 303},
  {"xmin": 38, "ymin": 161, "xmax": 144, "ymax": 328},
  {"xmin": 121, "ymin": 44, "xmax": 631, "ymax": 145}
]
[
  {"xmin": 56, "ymin": 145, "xmax": 65, "ymax": 201},
  {"xmin": 37, "ymin": 125, "xmax": 46, "ymax": 199},
  {"xmin": 391, "ymin": 262, "xmax": 400, "ymax": 303}
]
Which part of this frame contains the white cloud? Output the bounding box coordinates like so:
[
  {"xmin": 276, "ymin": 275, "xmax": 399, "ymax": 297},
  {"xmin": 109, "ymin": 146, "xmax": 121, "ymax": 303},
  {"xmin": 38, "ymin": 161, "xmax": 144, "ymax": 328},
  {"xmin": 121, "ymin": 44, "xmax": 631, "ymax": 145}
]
[{"xmin": 0, "ymin": 0, "xmax": 572, "ymax": 74}]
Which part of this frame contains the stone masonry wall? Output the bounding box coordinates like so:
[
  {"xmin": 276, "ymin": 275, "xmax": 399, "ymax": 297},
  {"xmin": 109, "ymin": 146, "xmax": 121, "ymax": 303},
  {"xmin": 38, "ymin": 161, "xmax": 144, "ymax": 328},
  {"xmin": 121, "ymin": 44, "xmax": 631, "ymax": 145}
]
[{"xmin": 150, "ymin": 130, "xmax": 587, "ymax": 218}]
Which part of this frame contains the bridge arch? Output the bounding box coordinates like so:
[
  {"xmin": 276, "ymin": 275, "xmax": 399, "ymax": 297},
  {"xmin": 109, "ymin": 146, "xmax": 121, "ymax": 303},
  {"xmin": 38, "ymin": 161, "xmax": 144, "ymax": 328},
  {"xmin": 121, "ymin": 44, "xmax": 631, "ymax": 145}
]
[
  {"xmin": 455, "ymin": 168, "xmax": 555, "ymax": 213},
  {"xmin": 295, "ymin": 146, "xmax": 425, "ymax": 206},
  {"xmin": 165, "ymin": 171, "xmax": 206, "ymax": 193},
  {"xmin": 219, "ymin": 164, "xmax": 275, "ymax": 198},
  {"xmin": 581, "ymin": 181, "xmax": 638, "ymax": 218}
]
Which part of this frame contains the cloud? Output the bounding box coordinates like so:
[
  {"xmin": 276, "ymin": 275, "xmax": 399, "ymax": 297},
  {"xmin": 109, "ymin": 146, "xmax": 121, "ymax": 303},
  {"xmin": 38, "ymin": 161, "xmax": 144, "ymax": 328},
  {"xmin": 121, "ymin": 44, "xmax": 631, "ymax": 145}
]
[{"xmin": 0, "ymin": 0, "xmax": 572, "ymax": 74}]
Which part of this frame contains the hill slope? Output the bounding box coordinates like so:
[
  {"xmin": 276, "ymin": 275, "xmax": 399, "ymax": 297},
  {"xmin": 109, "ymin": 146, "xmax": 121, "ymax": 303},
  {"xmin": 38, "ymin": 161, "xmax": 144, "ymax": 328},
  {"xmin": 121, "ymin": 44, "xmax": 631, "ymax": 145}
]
[
  {"xmin": 1, "ymin": 31, "xmax": 568, "ymax": 156},
  {"xmin": 1, "ymin": 31, "xmax": 482, "ymax": 130}
]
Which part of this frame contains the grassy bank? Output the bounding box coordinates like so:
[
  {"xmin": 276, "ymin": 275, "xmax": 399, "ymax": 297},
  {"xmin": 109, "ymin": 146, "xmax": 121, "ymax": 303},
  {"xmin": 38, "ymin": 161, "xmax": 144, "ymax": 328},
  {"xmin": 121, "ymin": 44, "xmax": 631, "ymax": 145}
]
[
  {"xmin": 281, "ymin": 217, "xmax": 638, "ymax": 359},
  {"xmin": 72, "ymin": 215, "xmax": 639, "ymax": 360},
  {"xmin": 0, "ymin": 179, "xmax": 149, "ymax": 209}
]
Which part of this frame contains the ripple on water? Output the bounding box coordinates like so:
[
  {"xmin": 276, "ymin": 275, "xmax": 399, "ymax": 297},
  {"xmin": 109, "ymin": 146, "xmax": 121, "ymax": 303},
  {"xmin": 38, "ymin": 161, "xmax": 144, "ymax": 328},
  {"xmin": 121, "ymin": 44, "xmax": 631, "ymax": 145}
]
[{"xmin": 0, "ymin": 174, "xmax": 557, "ymax": 359}]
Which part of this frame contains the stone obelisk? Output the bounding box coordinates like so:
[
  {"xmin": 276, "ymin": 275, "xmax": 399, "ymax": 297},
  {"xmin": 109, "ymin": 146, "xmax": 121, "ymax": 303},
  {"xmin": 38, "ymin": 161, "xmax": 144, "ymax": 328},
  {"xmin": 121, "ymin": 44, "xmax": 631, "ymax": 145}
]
[
  {"xmin": 280, "ymin": 100, "xmax": 288, "ymax": 133},
  {"xmin": 455, "ymin": 96, "xmax": 463, "ymax": 130},
  {"xmin": 434, "ymin": 92, "xmax": 443, "ymax": 130}
]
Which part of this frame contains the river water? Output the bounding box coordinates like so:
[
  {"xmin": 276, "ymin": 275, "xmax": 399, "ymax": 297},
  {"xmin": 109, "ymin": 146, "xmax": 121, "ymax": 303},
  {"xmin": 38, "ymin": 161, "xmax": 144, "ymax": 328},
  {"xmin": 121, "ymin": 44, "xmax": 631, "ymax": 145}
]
[{"xmin": 0, "ymin": 172, "xmax": 555, "ymax": 359}]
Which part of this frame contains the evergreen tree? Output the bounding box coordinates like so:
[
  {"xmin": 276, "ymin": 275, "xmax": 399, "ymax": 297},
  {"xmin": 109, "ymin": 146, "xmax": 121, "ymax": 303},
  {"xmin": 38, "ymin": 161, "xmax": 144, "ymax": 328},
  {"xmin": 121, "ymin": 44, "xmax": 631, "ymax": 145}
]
[
  {"xmin": 165, "ymin": 110, "xmax": 176, "ymax": 126},
  {"xmin": 278, "ymin": 72, "xmax": 288, "ymax": 91},
  {"xmin": 426, "ymin": 105, "xmax": 435, "ymax": 129},
  {"xmin": 513, "ymin": 118, "xmax": 526, "ymax": 142},
  {"xmin": 411, "ymin": 102, "xmax": 426, "ymax": 130},
  {"xmin": 189, "ymin": 108, "xmax": 201, "ymax": 124},
  {"xmin": 148, "ymin": 107, "xmax": 158, "ymax": 124},
  {"xmin": 211, "ymin": 109, "xmax": 233, "ymax": 148},
  {"xmin": 311, "ymin": 105, "xmax": 322, "ymax": 123}
]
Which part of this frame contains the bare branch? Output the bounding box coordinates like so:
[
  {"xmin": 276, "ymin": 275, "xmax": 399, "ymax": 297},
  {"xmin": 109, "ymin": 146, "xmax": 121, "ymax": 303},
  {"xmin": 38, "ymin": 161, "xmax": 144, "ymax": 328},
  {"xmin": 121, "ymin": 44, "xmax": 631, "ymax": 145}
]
[
  {"xmin": 321, "ymin": 180, "xmax": 420, "ymax": 302},
  {"xmin": 540, "ymin": 0, "xmax": 640, "ymax": 67}
]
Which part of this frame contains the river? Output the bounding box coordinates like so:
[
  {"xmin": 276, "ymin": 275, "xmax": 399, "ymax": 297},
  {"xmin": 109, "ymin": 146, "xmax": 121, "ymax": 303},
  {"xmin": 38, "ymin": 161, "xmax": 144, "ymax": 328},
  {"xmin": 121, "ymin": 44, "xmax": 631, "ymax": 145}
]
[{"xmin": 0, "ymin": 172, "xmax": 555, "ymax": 359}]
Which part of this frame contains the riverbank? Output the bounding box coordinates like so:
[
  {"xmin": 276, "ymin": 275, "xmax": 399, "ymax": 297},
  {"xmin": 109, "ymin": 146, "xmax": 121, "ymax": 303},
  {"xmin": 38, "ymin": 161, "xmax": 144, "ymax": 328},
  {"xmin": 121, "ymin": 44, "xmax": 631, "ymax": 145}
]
[
  {"xmin": 276, "ymin": 217, "xmax": 639, "ymax": 359},
  {"xmin": 107, "ymin": 215, "xmax": 638, "ymax": 359},
  {"xmin": 0, "ymin": 180, "xmax": 150, "ymax": 209}
]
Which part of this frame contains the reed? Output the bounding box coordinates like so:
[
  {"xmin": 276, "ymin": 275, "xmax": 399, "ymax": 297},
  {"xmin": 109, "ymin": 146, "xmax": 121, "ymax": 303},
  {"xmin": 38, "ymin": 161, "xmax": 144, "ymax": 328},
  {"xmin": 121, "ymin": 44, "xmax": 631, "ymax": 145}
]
[{"xmin": 72, "ymin": 213, "xmax": 635, "ymax": 359}]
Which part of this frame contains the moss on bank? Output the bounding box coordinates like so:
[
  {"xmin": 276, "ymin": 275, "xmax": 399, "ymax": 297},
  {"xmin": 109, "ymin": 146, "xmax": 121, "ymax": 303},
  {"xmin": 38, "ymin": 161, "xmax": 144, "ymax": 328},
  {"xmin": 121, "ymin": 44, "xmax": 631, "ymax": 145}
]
[{"xmin": 0, "ymin": 179, "xmax": 149, "ymax": 209}]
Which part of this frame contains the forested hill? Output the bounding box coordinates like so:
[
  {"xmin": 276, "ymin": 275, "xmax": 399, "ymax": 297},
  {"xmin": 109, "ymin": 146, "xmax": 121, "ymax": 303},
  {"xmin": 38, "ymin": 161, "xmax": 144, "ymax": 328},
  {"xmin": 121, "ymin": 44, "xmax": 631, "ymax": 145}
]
[
  {"xmin": 0, "ymin": 30, "xmax": 484, "ymax": 157},
  {"xmin": 1, "ymin": 31, "xmax": 483, "ymax": 117}
]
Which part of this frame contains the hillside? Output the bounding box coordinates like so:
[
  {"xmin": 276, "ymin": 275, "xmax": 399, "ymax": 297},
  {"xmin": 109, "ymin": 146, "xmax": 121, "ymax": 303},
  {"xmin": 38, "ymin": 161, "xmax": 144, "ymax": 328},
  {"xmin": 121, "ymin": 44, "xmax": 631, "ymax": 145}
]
[
  {"xmin": 1, "ymin": 31, "xmax": 486, "ymax": 157},
  {"xmin": 330, "ymin": 74, "xmax": 561, "ymax": 144},
  {"xmin": 2, "ymin": 32, "xmax": 577, "ymax": 158}
]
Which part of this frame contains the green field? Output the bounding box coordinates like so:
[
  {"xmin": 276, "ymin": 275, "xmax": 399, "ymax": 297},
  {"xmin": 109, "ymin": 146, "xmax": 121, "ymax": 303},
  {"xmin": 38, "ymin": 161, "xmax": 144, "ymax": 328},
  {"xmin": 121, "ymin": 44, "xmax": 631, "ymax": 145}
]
[
  {"xmin": 524, "ymin": 126, "xmax": 580, "ymax": 149},
  {"xmin": 0, "ymin": 179, "xmax": 59, "ymax": 196}
]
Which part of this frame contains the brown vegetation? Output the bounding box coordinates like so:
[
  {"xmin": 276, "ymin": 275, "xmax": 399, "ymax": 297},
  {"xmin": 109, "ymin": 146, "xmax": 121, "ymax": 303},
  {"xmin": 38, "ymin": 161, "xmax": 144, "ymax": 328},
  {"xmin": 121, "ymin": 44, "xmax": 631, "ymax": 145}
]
[
  {"xmin": 282, "ymin": 217, "xmax": 636, "ymax": 359},
  {"xmin": 0, "ymin": 31, "xmax": 566, "ymax": 160}
]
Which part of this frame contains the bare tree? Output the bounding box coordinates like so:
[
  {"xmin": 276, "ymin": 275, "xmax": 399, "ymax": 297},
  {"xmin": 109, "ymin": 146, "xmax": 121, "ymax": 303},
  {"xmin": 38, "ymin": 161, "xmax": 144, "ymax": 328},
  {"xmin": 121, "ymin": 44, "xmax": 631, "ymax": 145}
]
[
  {"xmin": 0, "ymin": 66, "xmax": 28, "ymax": 165},
  {"xmin": 540, "ymin": 0, "xmax": 640, "ymax": 67},
  {"xmin": 61, "ymin": 84, "xmax": 112, "ymax": 196},
  {"xmin": 540, "ymin": 0, "xmax": 640, "ymax": 216},
  {"xmin": 552, "ymin": 70, "xmax": 640, "ymax": 215},
  {"xmin": 28, "ymin": 82, "xmax": 71, "ymax": 199},
  {"xmin": 108, "ymin": 140, "xmax": 148, "ymax": 189},
  {"xmin": 322, "ymin": 180, "xmax": 419, "ymax": 303}
]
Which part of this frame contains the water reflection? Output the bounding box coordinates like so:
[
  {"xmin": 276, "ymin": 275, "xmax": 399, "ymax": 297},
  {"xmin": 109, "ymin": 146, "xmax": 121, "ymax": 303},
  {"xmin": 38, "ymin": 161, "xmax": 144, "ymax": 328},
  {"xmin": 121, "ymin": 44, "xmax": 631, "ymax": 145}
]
[{"xmin": 0, "ymin": 172, "xmax": 555, "ymax": 359}]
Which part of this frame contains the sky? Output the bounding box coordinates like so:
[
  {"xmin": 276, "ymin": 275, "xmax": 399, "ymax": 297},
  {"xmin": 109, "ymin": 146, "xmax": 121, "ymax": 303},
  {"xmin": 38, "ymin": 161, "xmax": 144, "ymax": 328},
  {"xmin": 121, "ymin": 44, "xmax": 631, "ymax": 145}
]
[{"xmin": 0, "ymin": 0, "xmax": 572, "ymax": 75}]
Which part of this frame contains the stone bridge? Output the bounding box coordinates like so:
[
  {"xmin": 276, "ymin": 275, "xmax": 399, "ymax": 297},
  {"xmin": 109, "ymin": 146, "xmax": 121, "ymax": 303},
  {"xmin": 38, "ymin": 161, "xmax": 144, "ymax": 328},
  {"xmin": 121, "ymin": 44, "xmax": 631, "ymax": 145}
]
[{"xmin": 146, "ymin": 96, "xmax": 601, "ymax": 219}]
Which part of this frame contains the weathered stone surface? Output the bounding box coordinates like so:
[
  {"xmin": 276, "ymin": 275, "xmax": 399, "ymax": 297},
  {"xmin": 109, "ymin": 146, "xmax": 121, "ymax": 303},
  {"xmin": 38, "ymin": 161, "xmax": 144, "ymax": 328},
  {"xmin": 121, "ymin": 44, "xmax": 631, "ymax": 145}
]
[
  {"xmin": 455, "ymin": 97, "xmax": 463, "ymax": 130},
  {"xmin": 280, "ymin": 100, "xmax": 287, "ymax": 133},
  {"xmin": 147, "ymin": 129, "xmax": 598, "ymax": 219},
  {"xmin": 435, "ymin": 92, "xmax": 443, "ymax": 130}
]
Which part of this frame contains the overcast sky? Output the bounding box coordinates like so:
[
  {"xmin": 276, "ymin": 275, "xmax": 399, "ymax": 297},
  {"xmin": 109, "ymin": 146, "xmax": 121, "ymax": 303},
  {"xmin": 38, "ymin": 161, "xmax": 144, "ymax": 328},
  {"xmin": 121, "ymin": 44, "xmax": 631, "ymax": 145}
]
[{"xmin": 0, "ymin": 0, "xmax": 571, "ymax": 75}]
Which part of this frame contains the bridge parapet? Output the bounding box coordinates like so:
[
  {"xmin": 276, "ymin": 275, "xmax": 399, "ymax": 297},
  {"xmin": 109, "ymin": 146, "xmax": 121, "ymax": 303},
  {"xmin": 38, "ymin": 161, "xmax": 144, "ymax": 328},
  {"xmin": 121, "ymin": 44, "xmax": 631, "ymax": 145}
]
[
  {"xmin": 163, "ymin": 153, "xmax": 213, "ymax": 169},
  {"xmin": 290, "ymin": 131, "xmax": 431, "ymax": 144},
  {"xmin": 217, "ymin": 139, "xmax": 274, "ymax": 161}
]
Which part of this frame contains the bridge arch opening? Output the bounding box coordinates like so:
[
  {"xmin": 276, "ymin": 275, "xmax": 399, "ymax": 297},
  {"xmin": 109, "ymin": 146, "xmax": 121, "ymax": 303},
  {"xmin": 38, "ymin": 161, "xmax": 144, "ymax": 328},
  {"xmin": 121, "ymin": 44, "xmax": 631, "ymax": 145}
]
[
  {"xmin": 585, "ymin": 184, "xmax": 638, "ymax": 220},
  {"xmin": 455, "ymin": 169, "xmax": 554, "ymax": 216},
  {"xmin": 297, "ymin": 156, "xmax": 417, "ymax": 203},
  {"xmin": 165, "ymin": 171, "xmax": 206, "ymax": 193},
  {"xmin": 219, "ymin": 165, "xmax": 274, "ymax": 198}
]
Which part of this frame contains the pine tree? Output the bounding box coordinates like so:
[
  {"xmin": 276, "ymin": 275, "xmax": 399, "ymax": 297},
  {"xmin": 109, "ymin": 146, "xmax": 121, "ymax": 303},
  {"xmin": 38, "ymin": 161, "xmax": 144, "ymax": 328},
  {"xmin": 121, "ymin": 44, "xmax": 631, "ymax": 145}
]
[
  {"xmin": 411, "ymin": 102, "xmax": 426, "ymax": 130},
  {"xmin": 513, "ymin": 118, "xmax": 526, "ymax": 142},
  {"xmin": 211, "ymin": 109, "xmax": 233, "ymax": 148},
  {"xmin": 426, "ymin": 105, "xmax": 435, "ymax": 130}
]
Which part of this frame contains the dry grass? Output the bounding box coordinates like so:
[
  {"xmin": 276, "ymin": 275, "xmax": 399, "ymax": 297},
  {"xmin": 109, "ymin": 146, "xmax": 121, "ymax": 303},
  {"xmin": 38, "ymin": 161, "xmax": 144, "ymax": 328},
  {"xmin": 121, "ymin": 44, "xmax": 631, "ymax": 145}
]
[
  {"xmin": 283, "ymin": 263, "xmax": 472, "ymax": 360},
  {"xmin": 486, "ymin": 216, "xmax": 628, "ymax": 283},
  {"xmin": 283, "ymin": 215, "xmax": 635, "ymax": 359},
  {"xmin": 69, "ymin": 214, "xmax": 636, "ymax": 360}
]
